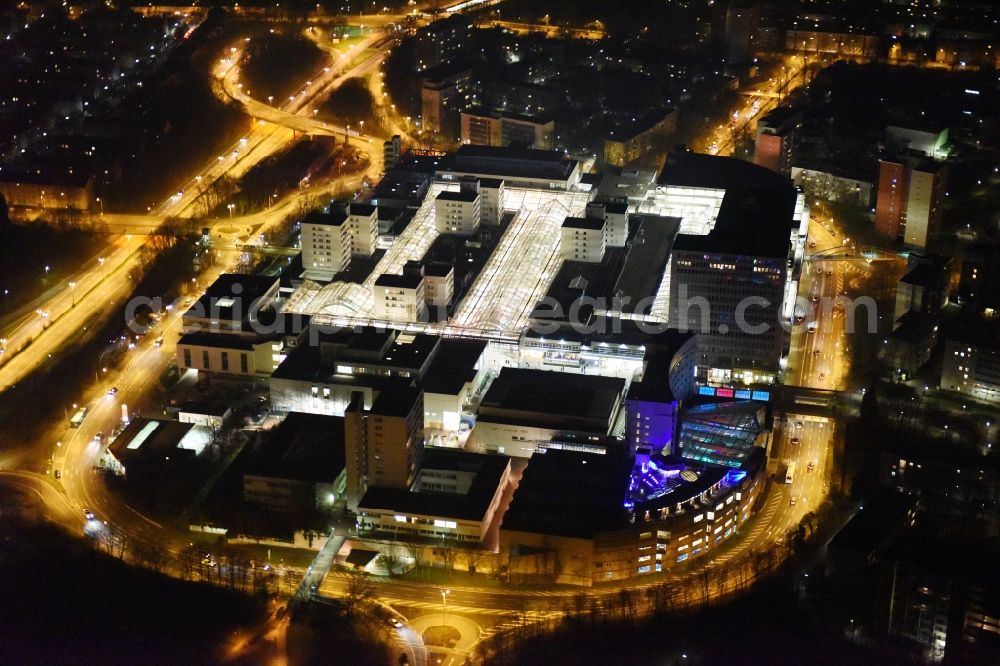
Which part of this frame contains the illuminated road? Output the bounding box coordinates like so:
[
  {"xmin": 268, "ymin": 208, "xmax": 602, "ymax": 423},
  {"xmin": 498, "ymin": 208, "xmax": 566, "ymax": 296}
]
[
  {"xmin": 0, "ymin": 235, "xmax": 140, "ymax": 375},
  {"xmin": 697, "ymin": 54, "xmax": 813, "ymax": 157}
]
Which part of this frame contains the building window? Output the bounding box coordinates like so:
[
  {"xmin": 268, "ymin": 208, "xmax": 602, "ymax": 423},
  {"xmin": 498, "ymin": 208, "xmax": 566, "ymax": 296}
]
[
  {"xmin": 202, "ymin": 350, "xmax": 210, "ymax": 370},
  {"xmin": 183, "ymin": 348, "xmax": 191, "ymax": 368},
  {"xmin": 240, "ymin": 354, "xmax": 249, "ymax": 373},
  {"xmin": 221, "ymin": 352, "xmax": 229, "ymax": 372}
]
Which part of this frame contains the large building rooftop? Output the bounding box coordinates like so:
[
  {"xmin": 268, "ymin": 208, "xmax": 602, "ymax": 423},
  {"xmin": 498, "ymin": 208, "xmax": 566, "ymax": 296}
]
[
  {"xmin": 358, "ymin": 449, "xmax": 510, "ymax": 522},
  {"xmin": 501, "ymin": 450, "xmax": 632, "ymax": 539},
  {"xmin": 244, "ymin": 412, "xmax": 346, "ymax": 484},
  {"xmin": 659, "ymin": 151, "xmax": 798, "ymax": 259},
  {"xmin": 478, "ymin": 368, "xmax": 625, "ymax": 426}
]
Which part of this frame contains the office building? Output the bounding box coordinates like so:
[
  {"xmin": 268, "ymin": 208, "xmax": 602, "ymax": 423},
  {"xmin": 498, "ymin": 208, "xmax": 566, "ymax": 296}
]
[
  {"xmin": 886, "ymin": 124, "xmax": 949, "ymax": 161},
  {"xmin": 660, "ymin": 151, "xmax": 800, "ymax": 385},
  {"xmin": 500, "ymin": 447, "xmax": 766, "ymax": 585},
  {"xmin": 438, "ymin": 145, "xmax": 582, "ymax": 191},
  {"xmin": 586, "ymin": 200, "xmax": 629, "ymax": 247},
  {"xmin": 269, "ymin": 327, "xmax": 439, "ymax": 418},
  {"xmin": 421, "ymin": 260, "xmax": 454, "ymax": 311},
  {"xmin": 357, "ymin": 448, "xmax": 511, "ymax": 544},
  {"xmin": 242, "ymin": 412, "xmax": 347, "ymax": 512},
  {"xmin": 472, "ymin": 368, "xmax": 626, "ymax": 458}
]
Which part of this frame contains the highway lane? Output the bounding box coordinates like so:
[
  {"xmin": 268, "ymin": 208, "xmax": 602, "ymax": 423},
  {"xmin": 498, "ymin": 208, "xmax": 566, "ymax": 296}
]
[{"xmin": 0, "ymin": 235, "xmax": 141, "ymax": 376}]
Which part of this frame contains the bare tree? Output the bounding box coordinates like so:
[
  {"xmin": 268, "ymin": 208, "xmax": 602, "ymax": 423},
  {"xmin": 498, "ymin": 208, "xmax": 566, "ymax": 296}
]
[{"xmin": 343, "ymin": 576, "xmax": 376, "ymax": 616}]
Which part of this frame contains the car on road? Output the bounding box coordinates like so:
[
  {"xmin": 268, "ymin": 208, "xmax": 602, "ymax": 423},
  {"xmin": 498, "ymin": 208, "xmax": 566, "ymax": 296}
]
[
  {"xmin": 54, "ymin": 470, "xmax": 61, "ymax": 479},
  {"xmin": 387, "ymin": 617, "xmax": 403, "ymax": 629},
  {"xmin": 108, "ymin": 386, "xmax": 118, "ymax": 396},
  {"xmin": 789, "ymin": 496, "xmax": 797, "ymax": 506},
  {"xmin": 795, "ymin": 421, "xmax": 803, "ymax": 429},
  {"xmin": 809, "ymin": 241, "xmax": 816, "ymax": 249},
  {"xmin": 808, "ymin": 461, "xmax": 816, "ymax": 472},
  {"xmin": 807, "ymin": 325, "xmax": 816, "ymax": 334},
  {"xmin": 791, "ymin": 437, "xmax": 800, "ymax": 446},
  {"xmin": 813, "ymin": 349, "xmax": 821, "ymax": 356},
  {"xmin": 818, "ymin": 373, "xmax": 826, "ymax": 382},
  {"xmin": 154, "ymin": 337, "xmax": 164, "ymax": 347},
  {"xmin": 84, "ymin": 509, "xmax": 95, "ymax": 520},
  {"xmin": 811, "ymin": 295, "xmax": 820, "ymax": 303}
]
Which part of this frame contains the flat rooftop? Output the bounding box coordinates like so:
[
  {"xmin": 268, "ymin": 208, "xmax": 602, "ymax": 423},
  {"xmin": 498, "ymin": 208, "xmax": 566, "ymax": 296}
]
[
  {"xmin": 244, "ymin": 412, "xmax": 346, "ymax": 483},
  {"xmin": 659, "ymin": 151, "xmax": 798, "ymax": 259},
  {"xmin": 539, "ymin": 215, "xmax": 678, "ymax": 321},
  {"xmin": 358, "ymin": 449, "xmax": 510, "ymax": 522},
  {"xmin": 436, "ymin": 189, "xmax": 480, "ymax": 203},
  {"xmin": 501, "ymin": 450, "xmax": 632, "ymax": 539},
  {"xmin": 108, "ymin": 418, "xmax": 210, "ymax": 464},
  {"xmin": 446, "ymin": 144, "xmax": 579, "ymax": 183},
  {"xmin": 423, "ymin": 338, "xmax": 486, "ymax": 395},
  {"xmin": 479, "ymin": 367, "xmax": 625, "ymax": 424},
  {"xmin": 186, "ymin": 273, "xmax": 279, "ymax": 323}
]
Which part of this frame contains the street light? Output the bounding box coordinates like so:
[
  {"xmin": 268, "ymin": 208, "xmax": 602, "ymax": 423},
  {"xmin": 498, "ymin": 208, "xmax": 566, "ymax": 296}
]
[{"xmin": 440, "ymin": 589, "xmax": 450, "ymax": 626}]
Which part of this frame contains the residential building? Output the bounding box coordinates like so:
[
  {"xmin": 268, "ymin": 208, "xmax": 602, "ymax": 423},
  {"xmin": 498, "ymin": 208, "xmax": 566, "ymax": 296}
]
[
  {"xmin": 791, "ymin": 162, "xmax": 874, "ymax": 207},
  {"xmin": 893, "ymin": 253, "xmax": 951, "ymax": 322},
  {"xmin": 374, "ymin": 271, "xmax": 426, "ymax": 322},
  {"xmin": 435, "ymin": 179, "xmax": 481, "ymax": 235},
  {"xmin": 478, "ymin": 177, "xmax": 505, "ymax": 225},
  {"xmin": 383, "ymin": 135, "xmax": 402, "ymax": 170},
  {"xmin": 940, "ymin": 324, "xmax": 1000, "ymax": 403},
  {"xmin": 754, "ymin": 107, "xmax": 802, "ymax": 175},
  {"xmin": 0, "ymin": 170, "xmax": 94, "ymax": 211},
  {"xmin": 875, "ymin": 156, "xmax": 946, "ymax": 250},
  {"xmin": 958, "ymin": 242, "xmax": 1000, "ymax": 315},
  {"xmin": 300, "ymin": 208, "xmax": 352, "ymax": 281},
  {"xmin": 324, "ymin": 200, "xmax": 379, "ymax": 257},
  {"xmin": 560, "ymin": 216, "xmax": 607, "ymax": 263},
  {"xmin": 344, "ymin": 387, "xmax": 425, "ymax": 510},
  {"xmin": 421, "ymin": 62, "xmax": 476, "ymax": 140},
  {"xmin": 786, "ymin": 26, "xmax": 879, "ymax": 57},
  {"xmin": 603, "ymin": 108, "xmax": 677, "ymax": 167},
  {"xmin": 460, "ymin": 107, "xmax": 555, "ymax": 149}
]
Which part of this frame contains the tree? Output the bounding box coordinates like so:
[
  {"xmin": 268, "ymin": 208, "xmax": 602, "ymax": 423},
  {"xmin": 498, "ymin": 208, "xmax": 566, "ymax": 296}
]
[
  {"xmin": 378, "ymin": 543, "xmax": 402, "ymax": 577},
  {"xmin": 343, "ymin": 576, "xmax": 376, "ymax": 616}
]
